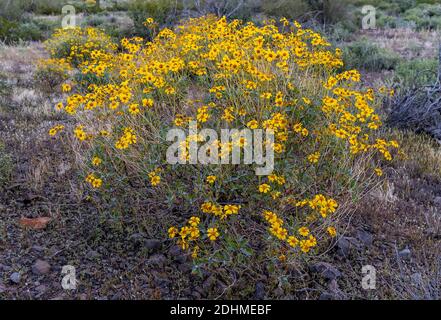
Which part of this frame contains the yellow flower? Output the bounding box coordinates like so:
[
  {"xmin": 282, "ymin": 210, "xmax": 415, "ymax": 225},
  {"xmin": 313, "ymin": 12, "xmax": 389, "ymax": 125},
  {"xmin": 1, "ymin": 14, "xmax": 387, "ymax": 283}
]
[
  {"xmin": 260, "ymin": 92, "xmax": 272, "ymax": 99},
  {"xmin": 247, "ymin": 120, "xmax": 258, "ymax": 129},
  {"xmin": 168, "ymin": 226, "xmax": 178, "ymax": 238},
  {"xmin": 271, "ymin": 191, "xmax": 281, "ymax": 199},
  {"xmin": 374, "ymin": 168, "xmax": 383, "ymax": 177},
  {"xmin": 287, "ymin": 236, "xmax": 299, "ymax": 247},
  {"xmin": 191, "ymin": 246, "xmax": 199, "ymax": 258},
  {"xmin": 150, "ymin": 175, "xmax": 160, "ymax": 186},
  {"xmin": 302, "ymin": 97, "xmax": 311, "ymax": 105},
  {"xmin": 223, "ymin": 204, "xmax": 240, "ymax": 215},
  {"xmin": 92, "ymin": 156, "xmax": 102, "ymax": 166},
  {"xmin": 206, "ymin": 175, "xmax": 216, "ymax": 184},
  {"xmin": 144, "ymin": 17, "xmax": 155, "ymax": 25},
  {"xmin": 327, "ymin": 226, "xmax": 337, "ymax": 237},
  {"xmin": 74, "ymin": 125, "xmax": 87, "ymax": 141},
  {"xmin": 201, "ymin": 201, "xmax": 214, "ymax": 213},
  {"xmin": 298, "ymin": 227, "xmax": 309, "ymax": 237},
  {"xmin": 91, "ymin": 178, "xmax": 102, "ymax": 188},
  {"xmin": 301, "ymin": 128, "xmax": 309, "ymax": 137},
  {"xmin": 189, "ymin": 226, "xmax": 200, "ymax": 240},
  {"xmin": 62, "ymin": 83, "xmax": 71, "ymax": 92},
  {"xmin": 299, "ymin": 240, "xmax": 311, "ymax": 253},
  {"xmin": 128, "ymin": 103, "xmax": 140, "ymax": 115},
  {"xmin": 165, "ymin": 86, "xmax": 175, "ymax": 95},
  {"xmin": 258, "ymin": 183, "xmax": 271, "ymax": 194},
  {"xmin": 207, "ymin": 227, "xmax": 220, "ymax": 241},
  {"xmin": 307, "ymin": 152, "xmax": 320, "ymax": 164},
  {"xmin": 55, "ymin": 102, "xmax": 64, "ymax": 110},
  {"xmin": 189, "ymin": 216, "xmax": 200, "ymax": 227},
  {"xmin": 48, "ymin": 125, "xmax": 64, "ymax": 136},
  {"xmin": 142, "ymin": 98, "xmax": 154, "ymax": 108},
  {"xmin": 178, "ymin": 239, "xmax": 189, "ymax": 250},
  {"xmin": 276, "ymin": 176, "xmax": 285, "ymax": 185}
]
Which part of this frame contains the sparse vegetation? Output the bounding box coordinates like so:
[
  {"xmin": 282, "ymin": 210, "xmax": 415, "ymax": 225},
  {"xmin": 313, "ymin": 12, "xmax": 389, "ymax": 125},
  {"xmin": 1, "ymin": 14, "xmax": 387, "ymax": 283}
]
[
  {"xmin": 0, "ymin": 142, "xmax": 13, "ymax": 188},
  {"xmin": 395, "ymin": 58, "xmax": 438, "ymax": 88},
  {"xmin": 343, "ymin": 39, "xmax": 400, "ymax": 72}
]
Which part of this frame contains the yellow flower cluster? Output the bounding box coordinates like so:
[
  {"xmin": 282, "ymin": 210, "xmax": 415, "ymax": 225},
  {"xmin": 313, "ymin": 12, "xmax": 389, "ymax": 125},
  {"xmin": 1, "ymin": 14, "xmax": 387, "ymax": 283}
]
[
  {"xmin": 85, "ymin": 173, "xmax": 102, "ymax": 188},
  {"xmin": 74, "ymin": 125, "xmax": 87, "ymax": 141},
  {"xmin": 115, "ymin": 127, "xmax": 137, "ymax": 150},
  {"xmin": 263, "ymin": 210, "xmax": 317, "ymax": 253},
  {"xmin": 168, "ymin": 216, "xmax": 220, "ymax": 255},
  {"xmin": 148, "ymin": 168, "xmax": 161, "ymax": 186},
  {"xmin": 201, "ymin": 201, "xmax": 241, "ymax": 220},
  {"xmin": 48, "ymin": 125, "xmax": 65, "ymax": 136},
  {"xmin": 296, "ymin": 194, "xmax": 338, "ymax": 218},
  {"xmin": 44, "ymin": 27, "xmax": 117, "ymax": 66},
  {"xmin": 43, "ymin": 15, "xmax": 399, "ymax": 262}
]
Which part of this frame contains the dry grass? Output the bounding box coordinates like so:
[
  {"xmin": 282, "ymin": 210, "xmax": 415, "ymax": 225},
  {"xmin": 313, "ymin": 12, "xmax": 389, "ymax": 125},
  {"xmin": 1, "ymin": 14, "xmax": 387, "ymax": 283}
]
[
  {"xmin": 334, "ymin": 128, "xmax": 441, "ymax": 299},
  {"xmin": 359, "ymin": 28, "xmax": 440, "ymax": 60}
]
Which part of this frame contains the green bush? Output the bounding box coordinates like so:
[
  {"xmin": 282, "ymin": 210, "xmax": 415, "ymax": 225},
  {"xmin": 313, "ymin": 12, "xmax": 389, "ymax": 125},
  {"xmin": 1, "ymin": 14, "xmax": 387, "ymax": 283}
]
[
  {"xmin": 81, "ymin": 12, "xmax": 134, "ymax": 40},
  {"xmin": 395, "ymin": 58, "xmax": 438, "ymax": 88},
  {"xmin": 404, "ymin": 4, "xmax": 441, "ymax": 30},
  {"xmin": 0, "ymin": 17, "xmax": 45, "ymax": 43},
  {"xmin": 0, "ymin": 0, "xmax": 28, "ymax": 20},
  {"xmin": 321, "ymin": 0, "xmax": 355, "ymax": 25},
  {"xmin": 261, "ymin": 0, "xmax": 311, "ymax": 21},
  {"xmin": 128, "ymin": 0, "xmax": 184, "ymax": 38},
  {"xmin": 343, "ymin": 39, "xmax": 400, "ymax": 72},
  {"xmin": 0, "ymin": 17, "xmax": 18, "ymax": 43},
  {"xmin": 262, "ymin": 0, "xmax": 355, "ymax": 25},
  {"xmin": 0, "ymin": 72, "xmax": 12, "ymax": 99},
  {"xmin": 14, "ymin": 21, "xmax": 44, "ymax": 41},
  {"xmin": 0, "ymin": 142, "xmax": 13, "ymax": 189},
  {"xmin": 31, "ymin": 0, "xmax": 65, "ymax": 15}
]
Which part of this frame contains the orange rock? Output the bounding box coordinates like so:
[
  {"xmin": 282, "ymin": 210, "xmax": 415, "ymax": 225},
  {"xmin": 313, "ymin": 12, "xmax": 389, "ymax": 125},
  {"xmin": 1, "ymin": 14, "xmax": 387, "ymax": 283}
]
[{"xmin": 19, "ymin": 217, "xmax": 52, "ymax": 230}]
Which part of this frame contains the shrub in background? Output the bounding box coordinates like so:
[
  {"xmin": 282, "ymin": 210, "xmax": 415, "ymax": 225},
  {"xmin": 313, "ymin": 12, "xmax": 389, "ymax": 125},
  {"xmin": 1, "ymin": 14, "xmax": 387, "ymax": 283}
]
[
  {"xmin": 82, "ymin": 12, "xmax": 135, "ymax": 40},
  {"xmin": 44, "ymin": 27, "xmax": 117, "ymax": 67},
  {"xmin": 395, "ymin": 58, "xmax": 438, "ymax": 89},
  {"xmin": 343, "ymin": 39, "xmax": 400, "ymax": 72},
  {"xmin": 128, "ymin": 0, "xmax": 184, "ymax": 38},
  {"xmin": 0, "ymin": 72, "xmax": 12, "ymax": 100},
  {"xmin": 404, "ymin": 3, "xmax": 441, "ymax": 30},
  {"xmin": 34, "ymin": 58, "xmax": 72, "ymax": 93},
  {"xmin": 0, "ymin": 142, "xmax": 13, "ymax": 189},
  {"xmin": 260, "ymin": 0, "xmax": 311, "ymax": 21}
]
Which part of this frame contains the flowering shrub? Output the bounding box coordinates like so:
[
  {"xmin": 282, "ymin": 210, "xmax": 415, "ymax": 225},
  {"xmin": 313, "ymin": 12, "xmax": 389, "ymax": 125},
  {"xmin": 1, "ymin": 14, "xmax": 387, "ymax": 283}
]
[
  {"xmin": 45, "ymin": 16, "xmax": 398, "ymax": 265},
  {"xmin": 44, "ymin": 27, "xmax": 117, "ymax": 67},
  {"xmin": 35, "ymin": 58, "xmax": 72, "ymax": 92}
]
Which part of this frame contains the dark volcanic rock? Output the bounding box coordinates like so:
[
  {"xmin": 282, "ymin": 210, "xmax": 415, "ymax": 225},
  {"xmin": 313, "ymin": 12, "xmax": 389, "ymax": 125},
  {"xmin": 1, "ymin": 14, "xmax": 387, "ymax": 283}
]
[
  {"xmin": 32, "ymin": 259, "xmax": 51, "ymax": 275},
  {"xmin": 10, "ymin": 272, "xmax": 21, "ymax": 284},
  {"xmin": 310, "ymin": 262, "xmax": 341, "ymax": 281}
]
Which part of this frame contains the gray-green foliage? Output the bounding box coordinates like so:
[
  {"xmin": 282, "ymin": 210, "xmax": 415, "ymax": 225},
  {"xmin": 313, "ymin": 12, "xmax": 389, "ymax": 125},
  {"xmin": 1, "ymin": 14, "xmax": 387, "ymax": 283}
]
[
  {"xmin": 0, "ymin": 142, "xmax": 13, "ymax": 189},
  {"xmin": 128, "ymin": 0, "xmax": 184, "ymax": 39},
  {"xmin": 82, "ymin": 12, "xmax": 134, "ymax": 40},
  {"xmin": 395, "ymin": 58, "xmax": 438, "ymax": 88},
  {"xmin": 404, "ymin": 4, "xmax": 441, "ymax": 30},
  {"xmin": 343, "ymin": 39, "xmax": 400, "ymax": 72}
]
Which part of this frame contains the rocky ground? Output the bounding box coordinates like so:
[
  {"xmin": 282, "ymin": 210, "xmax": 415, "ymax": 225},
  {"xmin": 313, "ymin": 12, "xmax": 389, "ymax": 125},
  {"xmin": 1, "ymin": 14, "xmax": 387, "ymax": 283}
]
[{"xmin": 0, "ymin": 42, "xmax": 440, "ymax": 300}]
